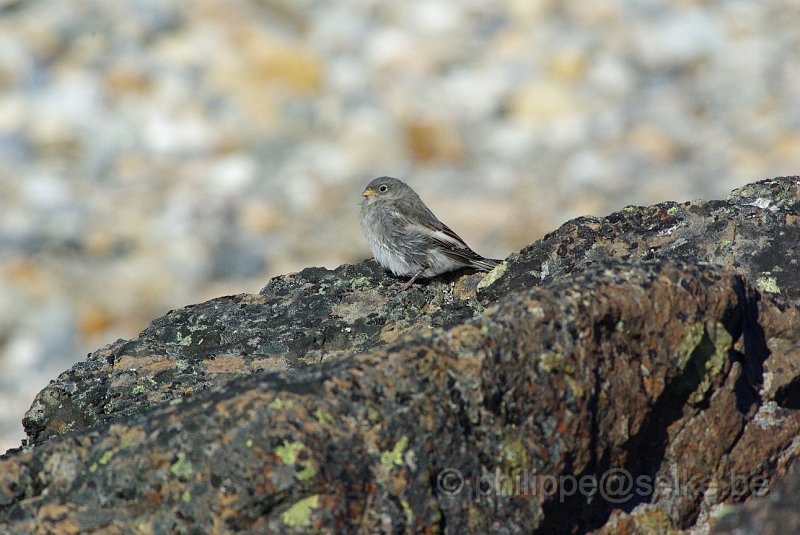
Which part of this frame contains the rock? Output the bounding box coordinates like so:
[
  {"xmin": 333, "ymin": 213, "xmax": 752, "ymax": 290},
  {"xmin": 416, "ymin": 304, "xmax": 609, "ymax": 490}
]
[
  {"xmin": 1, "ymin": 176, "xmax": 798, "ymax": 533},
  {"xmin": 711, "ymin": 462, "xmax": 800, "ymax": 535},
  {"xmin": 479, "ymin": 175, "xmax": 800, "ymax": 302}
]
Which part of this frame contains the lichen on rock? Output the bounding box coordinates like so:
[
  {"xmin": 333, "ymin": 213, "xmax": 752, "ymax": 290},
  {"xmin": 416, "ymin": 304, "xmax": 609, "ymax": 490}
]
[{"xmin": 1, "ymin": 176, "xmax": 799, "ymax": 534}]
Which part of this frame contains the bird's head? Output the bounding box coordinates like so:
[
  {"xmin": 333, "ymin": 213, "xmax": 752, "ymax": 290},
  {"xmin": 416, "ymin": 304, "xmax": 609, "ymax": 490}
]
[{"xmin": 361, "ymin": 176, "xmax": 411, "ymax": 204}]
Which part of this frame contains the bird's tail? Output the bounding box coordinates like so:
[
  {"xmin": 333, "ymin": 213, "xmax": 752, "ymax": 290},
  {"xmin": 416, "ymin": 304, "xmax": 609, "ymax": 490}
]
[{"xmin": 472, "ymin": 257, "xmax": 502, "ymax": 272}]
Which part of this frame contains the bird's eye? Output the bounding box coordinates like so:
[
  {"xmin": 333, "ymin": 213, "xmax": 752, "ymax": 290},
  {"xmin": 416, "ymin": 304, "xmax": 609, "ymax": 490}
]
[{"xmin": 379, "ymin": 184, "xmax": 388, "ymax": 192}]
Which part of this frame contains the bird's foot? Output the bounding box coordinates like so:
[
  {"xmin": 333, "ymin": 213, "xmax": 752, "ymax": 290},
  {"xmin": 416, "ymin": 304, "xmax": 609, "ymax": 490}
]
[{"xmin": 399, "ymin": 268, "xmax": 426, "ymax": 290}]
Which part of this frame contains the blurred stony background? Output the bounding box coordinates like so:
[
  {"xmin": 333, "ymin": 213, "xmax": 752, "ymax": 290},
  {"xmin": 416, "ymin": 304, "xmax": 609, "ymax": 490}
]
[{"xmin": 1, "ymin": 0, "xmax": 799, "ymax": 452}]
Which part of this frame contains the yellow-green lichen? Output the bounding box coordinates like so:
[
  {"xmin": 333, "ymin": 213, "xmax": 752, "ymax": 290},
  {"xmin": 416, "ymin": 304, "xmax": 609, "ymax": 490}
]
[
  {"xmin": 276, "ymin": 441, "xmax": 305, "ymax": 464},
  {"xmin": 501, "ymin": 438, "xmax": 528, "ymax": 471},
  {"xmin": 275, "ymin": 440, "xmax": 316, "ymax": 481},
  {"xmin": 89, "ymin": 463, "xmax": 98, "ymax": 473},
  {"xmin": 132, "ymin": 384, "xmax": 146, "ymax": 394},
  {"xmin": 678, "ymin": 322, "xmax": 733, "ymax": 405},
  {"xmin": 477, "ymin": 261, "xmax": 507, "ymax": 291},
  {"xmin": 177, "ymin": 334, "xmax": 192, "ymax": 346},
  {"xmin": 98, "ymin": 450, "xmax": 114, "ymax": 465},
  {"xmin": 296, "ymin": 464, "xmax": 316, "ymax": 481},
  {"xmin": 538, "ymin": 352, "xmax": 574, "ymax": 374},
  {"xmin": 756, "ymin": 275, "xmax": 781, "ymax": 294},
  {"xmin": 401, "ymin": 499, "xmax": 413, "ymax": 523},
  {"xmin": 678, "ymin": 323, "xmax": 705, "ymax": 370},
  {"xmin": 565, "ymin": 376, "xmax": 584, "ymax": 399},
  {"xmin": 182, "ymin": 489, "xmax": 191, "ymax": 503},
  {"xmin": 170, "ymin": 452, "xmax": 194, "ymax": 479},
  {"xmin": 351, "ymin": 276, "xmax": 369, "ymax": 289},
  {"xmin": 269, "ymin": 398, "xmax": 294, "ymax": 410},
  {"xmin": 380, "ymin": 435, "xmax": 408, "ymax": 471},
  {"xmin": 314, "ymin": 409, "xmax": 335, "ymax": 425},
  {"xmin": 366, "ymin": 406, "xmax": 381, "ymax": 422},
  {"xmin": 666, "ymin": 206, "xmax": 680, "ymax": 216},
  {"xmin": 281, "ymin": 494, "xmax": 319, "ymax": 527},
  {"xmin": 690, "ymin": 322, "xmax": 732, "ymax": 404},
  {"xmin": 497, "ymin": 438, "xmax": 529, "ymax": 495},
  {"xmin": 708, "ymin": 322, "xmax": 733, "ymax": 358},
  {"xmin": 246, "ymin": 439, "xmax": 253, "ymax": 448}
]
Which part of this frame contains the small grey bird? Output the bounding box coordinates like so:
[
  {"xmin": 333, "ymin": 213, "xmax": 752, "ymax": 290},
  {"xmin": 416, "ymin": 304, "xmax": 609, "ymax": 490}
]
[{"xmin": 360, "ymin": 176, "xmax": 501, "ymax": 289}]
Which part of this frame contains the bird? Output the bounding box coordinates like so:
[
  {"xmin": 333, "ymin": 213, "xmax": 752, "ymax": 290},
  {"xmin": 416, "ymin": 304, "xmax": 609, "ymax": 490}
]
[{"xmin": 359, "ymin": 176, "xmax": 501, "ymax": 289}]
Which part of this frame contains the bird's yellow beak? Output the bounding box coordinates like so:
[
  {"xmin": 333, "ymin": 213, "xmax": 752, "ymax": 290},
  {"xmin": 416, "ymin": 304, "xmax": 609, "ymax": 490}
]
[{"xmin": 361, "ymin": 188, "xmax": 377, "ymax": 197}]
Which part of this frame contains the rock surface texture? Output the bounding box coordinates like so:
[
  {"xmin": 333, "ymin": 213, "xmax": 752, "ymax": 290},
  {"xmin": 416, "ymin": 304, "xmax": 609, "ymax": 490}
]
[{"xmin": 1, "ymin": 176, "xmax": 798, "ymax": 534}]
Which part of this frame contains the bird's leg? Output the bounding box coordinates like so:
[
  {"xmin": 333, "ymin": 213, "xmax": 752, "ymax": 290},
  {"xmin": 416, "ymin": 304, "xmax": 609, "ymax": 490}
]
[{"xmin": 400, "ymin": 268, "xmax": 426, "ymax": 290}]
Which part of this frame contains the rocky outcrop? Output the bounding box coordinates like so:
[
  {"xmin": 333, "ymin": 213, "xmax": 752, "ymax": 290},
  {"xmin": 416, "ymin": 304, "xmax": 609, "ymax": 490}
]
[
  {"xmin": 711, "ymin": 461, "xmax": 800, "ymax": 535},
  {"xmin": 1, "ymin": 176, "xmax": 798, "ymax": 533}
]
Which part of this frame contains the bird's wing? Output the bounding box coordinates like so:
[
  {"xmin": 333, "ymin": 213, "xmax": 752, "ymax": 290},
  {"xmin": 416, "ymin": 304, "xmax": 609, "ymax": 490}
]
[{"xmin": 408, "ymin": 219, "xmax": 491, "ymax": 265}]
